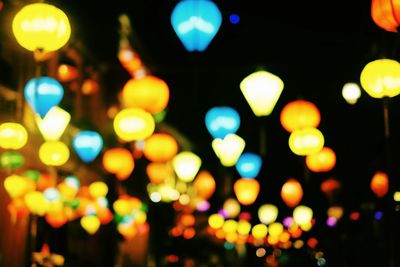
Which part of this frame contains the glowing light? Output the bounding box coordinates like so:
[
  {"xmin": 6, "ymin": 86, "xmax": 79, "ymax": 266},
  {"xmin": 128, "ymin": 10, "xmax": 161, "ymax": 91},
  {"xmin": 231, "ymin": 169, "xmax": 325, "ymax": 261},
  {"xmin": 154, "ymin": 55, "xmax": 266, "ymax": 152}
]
[
  {"xmin": 370, "ymin": 171, "xmax": 389, "ymax": 198},
  {"xmin": 172, "ymin": 152, "xmax": 202, "ymax": 182},
  {"xmin": 143, "ymin": 133, "xmax": 178, "ymax": 162},
  {"xmin": 35, "ymin": 107, "xmax": 70, "ymax": 141},
  {"xmin": 235, "ymin": 153, "xmax": 262, "ymax": 178},
  {"xmin": 4, "ymin": 175, "xmax": 29, "ymax": 199},
  {"xmin": 193, "ymin": 170, "xmax": 216, "ymax": 199},
  {"xmin": 57, "ymin": 64, "xmax": 78, "ymax": 82},
  {"xmin": 113, "ymin": 108, "xmax": 155, "ymax": 142},
  {"xmin": 212, "ymin": 134, "xmax": 245, "ymax": 167},
  {"xmin": 374, "ymin": 210, "xmax": 384, "ymax": 221},
  {"xmin": 205, "ymin": 106, "xmax": 240, "ymax": 139},
  {"xmin": 342, "ymin": 83, "xmax": 361, "ymax": 104},
  {"xmin": 39, "ymin": 141, "xmax": 69, "ymax": 166},
  {"xmin": 280, "ymin": 100, "xmax": 321, "ymax": 133},
  {"xmin": 81, "ymin": 215, "xmax": 100, "ymax": 234},
  {"xmin": 258, "ymin": 204, "xmax": 278, "ymax": 225},
  {"xmin": 289, "ymin": 127, "xmax": 324, "ymax": 156},
  {"xmin": 208, "ymin": 213, "xmax": 224, "ymax": 229},
  {"xmin": 326, "ymin": 217, "xmax": 337, "ymax": 227},
  {"xmin": 293, "ymin": 205, "xmax": 313, "ymax": 226},
  {"xmin": 394, "ymin": 191, "xmax": 400, "ymax": 202},
  {"xmin": 150, "ymin": 192, "xmax": 161, "ymax": 203},
  {"xmin": 24, "ymin": 191, "xmax": 50, "ymax": 216},
  {"xmin": 222, "ymin": 219, "xmax": 238, "ymax": 233},
  {"xmin": 305, "ymin": 147, "xmax": 336, "ymax": 172},
  {"xmin": 268, "ymin": 222, "xmax": 283, "ymax": 237},
  {"xmin": 0, "ymin": 122, "xmax": 28, "ymax": 150},
  {"xmin": 223, "ymin": 198, "xmax": 241, "ymax": 218},
  {"xmin": 0, "ymin": 151, "xmax": 25, "ymax": 169},
  {"xmin": 371, "ymin": 0, "xmax": 400, "ymax": 32},
  {"xmin": 89, "ymin": 182, "xmax": 108, "ymax": 198},
  {"xmin": 229, "ymin": 14, "xmax": 240, "ymax": 24},
  {"xmin": 233, "ymin": 178, "xmax": 260, "ymax": 205},
  {"xmin": 281, "ymin": 179, "xmax": 303, "ymax": 208},
  {"xmin": 72, "ymin": 131, "xmax": 103, "ymax": 162},
  {"xmin": 251, "ymin": 224, "xmax": 268, "ymax": 239},
  {"xmin": 237, "ymin": 220, "xmax": 251, "ymax": 235},
  {"xmin": 102, "ymin": 148, "xmax": 134, "ymax": 180}
]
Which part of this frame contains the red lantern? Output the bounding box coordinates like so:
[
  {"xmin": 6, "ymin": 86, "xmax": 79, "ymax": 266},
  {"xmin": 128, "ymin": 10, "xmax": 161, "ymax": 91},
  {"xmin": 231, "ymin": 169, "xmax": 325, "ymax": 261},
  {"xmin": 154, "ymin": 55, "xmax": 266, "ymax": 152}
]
[
  {"xmin": 281, "ymin": 179, "xmax": 303, "ymax": 208},
  {"xmin": 233, "ymin": 178, "xmax": 260, "ymax": 206},
  {"xmin": 280, "ymin": 100, "xmax": 321, "ymax": 133},
  {"xmin": 193, "ymin": 170, "xmax": 216, "ymax": 200},
  {"xmin": 370, "ymin": 171, "xmax": 389, "ymax": 198},
  {"xmin": 371, "ymin": 0, "xmax": 400, "ymax": 32}
]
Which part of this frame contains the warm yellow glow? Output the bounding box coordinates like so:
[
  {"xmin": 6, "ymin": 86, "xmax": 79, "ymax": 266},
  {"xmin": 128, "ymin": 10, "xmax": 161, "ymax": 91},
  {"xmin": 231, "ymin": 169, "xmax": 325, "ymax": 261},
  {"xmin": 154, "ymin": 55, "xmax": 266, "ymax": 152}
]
[
  {"xmin": 212, "ymin": 134, "xmax": 245, "ymax": 166},
  {"xmin": 0, "ymin": 122, "xmax": 28, "ymax": 150},
  {"xmin": 233, "ymin": 178, "xmax": 260, "ymax": 206},
  {"xmin": 223, "ymin": 198, "xmax": 241, "ymax": 218},
  {"xmin": 4, "ymin": 175, "xmax": 29, "ymax": 199},
  {"xmin": 360, "ymin": 59, "xmax": 400, "ymax": 99},
  {"xmin": 172, "ymin": 152, "xmax": 202, "ymax": 182},
  {"xmin": 342, "ymin": 83, "xmax": 361, "ymax": 104},
  {"xmin": 80, "ymin": 215, "xmax": 100, "ymax": 235},
  {"xmin": 300, "ymin": 222, "xmax": 313, "ymax": 232},
  {"xmin": 208, "ymin": 213, "xmax": 225, "ymax": 229},
  {"xmin": 289, "ymin": 127, "xmax": 324, "ymax": 156},
  {"xmin": 193, "ymin": 170, "xmax": 216, "ymax": 199},
  {"xmin": 268, "ymin": 222, "xmax": 283, "ymax": 237},
  {"xmin": 394, "ymin": 191, "xmax": 400, "ymax": 202},
  {"xmin": 222, "ymin": 219, "xmax": 238, "ymax": 233},
  {"xmin": 251, "ymin": 224, "xmax": 268, "ymax": 239},
  {"xmin": 113, "ymin": 199, "xmax": 133, "ymax": 216},
  {"xmin": 327, "ymin": 206, "xmax": 344, "ymax": 220},
  {"xmin": 237, "ymin": 220, "xmax": 252, "ymax": 235},
  {"xmin": 89, "ymin": 182, "xmax": 108, "ymax": 198},
  {"xmin": 258, "ymin": 204, "xmax": 278, "ymax": 225},
  {"xmin": 12, "ymin": 3, "xmax": 71, "ymax": 52},
  {"xmin": 305, "ymin": 146, "xmax": 336, "ymax": 172},
  {"xmin": 35, "ymin": 107, "xmax": 70, "ymax": 141},
  {"xmin": 135, "ymin": 211, "xmax": 147, "ymax": 225},
  {"xmin": 24, "ymin": 191, "xmax": 50, "ymax": 216},
  {"xmin": 225, "ymin": 232, "xmax": 238, "ymax": 243},
  {"xmin": 39, "ymin": 141, "xmax": 69, "ymax": 166},
  {"xmin": 293, "ymin": 205, "xmax": 313, "ymax": 226},
  {"xmin": 113, "ymin": 108, "xmax": 155, "ymax": 142},
  {"xmin": 240, "ymin": 70, "xmax": 284, "ymax": 116}
]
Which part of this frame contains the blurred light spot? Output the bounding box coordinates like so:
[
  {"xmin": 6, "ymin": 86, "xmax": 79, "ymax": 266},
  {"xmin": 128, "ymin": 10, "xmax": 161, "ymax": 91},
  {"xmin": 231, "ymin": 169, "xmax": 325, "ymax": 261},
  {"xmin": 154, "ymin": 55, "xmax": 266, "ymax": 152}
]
[
  {"xmin": 326, "ymin": 217, "xmax": 337, "ymax": 227},
  {"xmin": 283, "ymin": 216, "xmax": 294, "ymax": 227},
  {"xmin": 294, "ymin": 240, "xmax": 304, "ymax": 249},
  {"xmin": 229, "ymin": 14, "xmax": 240, "ymax": 24},
  {"xmin": 224, "ymin": 242, "xmax": 235, "ymax": 250},
  {"xmin": 317, "ymin": 258, "xmax": 326, "ymax": 266},
  {"xmin": 150, "ymin": 192, "xmax": 161, "ymax": 203},
  {"xmin": 256, "ymin": 248, "xmax": 266, "ymax": 257},
  {"xmin": 374, "ymin": 210, "xmax": 383, "ymax": 221},
  {"xmin": 349, "ymin": 211, "xmax": 360, "ymax": 221},
  {"xmin": 394, "ymin": 191, "xmax": 400, "ymax": 202},
  {"xmin": 196, "ymin": 200, "xmax": 210, "ymax": 212}
]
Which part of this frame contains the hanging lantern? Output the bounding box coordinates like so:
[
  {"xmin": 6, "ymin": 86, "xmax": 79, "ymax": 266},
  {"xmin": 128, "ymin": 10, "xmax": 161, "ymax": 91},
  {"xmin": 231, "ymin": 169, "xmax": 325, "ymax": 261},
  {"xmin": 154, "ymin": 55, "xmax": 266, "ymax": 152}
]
[
  {"xmin": 72, "ymin": 131, "xmax": 103, "ymax": 162},
  {"xmin": 24, "ymin": 77, "xmax": 64, "ymax": 118},
  {"xmin": 39, "ymin": 141, "xmax": 70, "ymax": 166},
  {"xmin": 288, "ymin": 127, "xmax": 324, "ymax": 156},
  {"xmin": 172, "ymin": 152, "xmax": 202, "ymax": 182},
  {"xmin": 305, "ymin": 147, "xmax": 336, "ymax": 172},
  {"xmin": 233, "ymin": 178, "xmax": 260, "ymax": 206},
  {"xmin": 24, "ymin": 191, "xmax": 50, "ymax": 216},
  {"xmin": 371, "ymin": 0, "xmax": 400, "ymax": 32},
  {"xmin": 193, "ymin": 170, "xmax": 216, "ymax": 199},
  {"xmin": 370, "ymin": 171, "xmax": 389, "ymax": 198},
  {"xmin": 212, "ymin": 134, "xmax": 245, "ymax": 167},
  {"xmin": 280, "ymin": 100, "xmax": 321, "ymax": 133},
  {"xmin": 251, "ymin": 224, "xmax": 268, "ymax": 240},
  {"xmin": 4, "ymin": 175, "xmax": 30, "ymax": 199},
  {"xmin": 171, "ymin": 0, "xmax": 222, "ymax": 52},
  {"xmin": 57, "ymin": 64, "xmax": 79, "ymax": 82},
  {"xmin": 235, "ymin": 153, "xmax": 262, "ymax": 179},
  {"xmin": 258, "ymin": 204, "xmax": 278, "ymax": 225},
  {"xmin": 360, "ymin": 59, "xmax": 400, "ymax": 99},
  {"xmin": 240, "ymin": 70, "xmax": 284, "ymax": 117},
  {"xmin": 143, "ymin": 133, "xmax": 178, "ymax": 162},
  {"xmin": 281, "ymin": 179, "xmax": 303, "ymax": 208},
  {"xmin": 45, "ymin": 212, "xmax": 68, "ymax": 228},
  {"xmin": 223, "ymin": 198, "xmax": 241, "ymax": 218},
  {"xmin": 146, "ymin": 162, "xmax": 173, "ymax": 185},
  {"xmin": 12, "ymin": 3, "xmax": 71, "ymax": 52},
  {"xmin": 342, "ymin": 83, "xmax": 362, "ymax": 104},
  {"xmin": 113, "ymin": 108, "xmax": 155, "ymax": 142},
  {"xmin": 102, "ymin": 148, "xmax": 134, "ymax": 180},
  {"xmin": 0, "ymin": 122, "xmax": 28, "ymax": 150},
  {"xmin": 293, "ymin": 205, "xmax": 313, "ymax": 226},
  {"xmin": 208, "ymin": 213, "xmax": 224, "ymax": 229},
  {"xmin": 35, "ymin": 107, "xmax": 70, "ymax": 141},
  {"xmin": 89, "ymin": 182, "xmax": 108, "ymax": 199},
  {"xmin": 81, "ymin": 215, "xmax": 101, "ymax": 234},
  {"xmin": 1, "ymin": 151, "xmax": 25, "ymax": 169},
  {"xmin": 268, "ymin": 222, "xmax": 283, "ymax": 238},
  {"xmin": 205, "ymin": 106, "xmax": 241, "ymax": 139}
]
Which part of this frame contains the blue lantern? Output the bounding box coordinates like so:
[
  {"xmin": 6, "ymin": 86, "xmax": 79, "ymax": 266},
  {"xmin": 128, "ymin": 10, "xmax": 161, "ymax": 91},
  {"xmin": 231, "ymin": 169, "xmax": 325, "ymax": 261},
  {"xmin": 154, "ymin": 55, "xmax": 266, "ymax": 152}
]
[
  {"xmin": 235, "ymin": 153, "xmax": 262, "ymax": 179},
  {"xmin": 171, "ymin": 0, "xmax": 222, "ymax": 52},
  {"xmin": 205, "ymin": 106, "xmax": 240, "ymax": 139},
  {"xmin": 72, "ymin": 131, "xmax": 103, "ymax": 162},
  {"xmin": 24, "ymin": 76, "xmax": 64, "ymax": 118}
]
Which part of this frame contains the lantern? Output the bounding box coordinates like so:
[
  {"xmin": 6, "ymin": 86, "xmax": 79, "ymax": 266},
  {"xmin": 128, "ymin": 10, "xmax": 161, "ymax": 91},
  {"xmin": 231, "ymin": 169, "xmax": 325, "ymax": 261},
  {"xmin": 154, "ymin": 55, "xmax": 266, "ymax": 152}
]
[
  {"xmin": 193, "ymin": 170, "xmax": 216, "ymax": 199},
  {"xmin": 0, "ymin": 122, "xmax": 28, "ymax": 150},
  {"xmin": 72, "ymin": 131, "xmax": 103, "ymax": 162},
  {"xmin": 12, "ymin": 3, "xmax": 71, "ymax": 52},
  {"xmin": 81, "ymin": 215, "xmax": 100, "ymax": 234},
  {"xmin": 89, "ymin": 182, "xmax": 108, "ymax": 199},
  {"xmin": 46, "ymin": 212, "xmax": 68, "ymax": 228},
  {"xmin": 4, "ymin": 175, "xmax": 30, "ymax": 199},
  {"xmin": 233, "ymin": 178, "xmax": 260, "ymax": 206},
  {"xmin": 212, "ymin": 134, "xmax": 245, "ymax": 167},
  {"xmin": 57, "ymin": 64, "xmax": 79, "ymax": 82},
  {"xmin": 305, "ymin": 147, "xmax": 336, "ymax": 172},
  {"xmin": 237, "ymin": 220, "xmax": 251, "ymax": 235},
  {"xmin": 360, "ymin": 59, "xmax": 400, "ymax": 99},
  {"xmin": 240, "ymin": 70, "xmax": 284, "ymax": 117},
  {"xmin": 223, "ymin": 198, "xmax": 241, "ymax": 218},
  {"xmin": 293, "ymin": 205, "xmax": 313, "ymax": 226},
  {"xmin": 146, "ymin": 162, "xmax": 173, "ymax": 185},
  {"xmin": 208, "ymin": 213, "xmax": 224, "ymax": 229},
  {"xmin": 171, "ymin": 0, "xmax": 222, "ymax": 52},
  {"xmin": 258, "ymin": 204, "xmax": 278, "ymax": 225},
  {"xmin": 251, "ymin": 224, "xmax": 268, "ymax": 240},
  {"xmin": 280, "ymin": 100, "xmax": 320, "ymax": 133},
  {"xmin": 1, "ymin": 151, "xmax": 25, "ymax": 169},
  {"xmin": 268, "ymin": 222, "xmax": 283, "ymax": 238},
  {"xmin": 370, "ymin": 171, "xmax": 389, "ymax": 198},
  {"xmin": 288, "ymin": 127, "xmax": 324, "ymax": 156},
  {"xmin": 35, "ymin": 107, "xmax": 70, "ymax": 141},
  {"xmin": 113, "ymin": 108, "xmax": 155, "ymax": 142},
  {"xmin": 102, "ymin": 148, "xmax": 134, "ymax": 180},
  {"xmin": 172, "ymin": 152, "xmax": 202, "ymax": 182},
  {"xmin": 371, "ymin": 0, "xmax": 400, "ymax": 32},
  {"xmin": 143, "ymin": 134, "xmax": 178, "ymax": 162},
  {"xmin": 24, "ymin": 191, "xmax": 50, "ymax": 216},
  {"xmin": 205, "ymin": 106, "xmax": 241, "ymax": 139},
  {"xmin": 235, "ymin": 153, "xmax": 262, "ymax": 178},
  {"xmin": 39, "ymin": 141, "xmax": 70, "ymax": 166},
  {"xmin": 222, "ymin": 219, "xmax": 238, "ymax": 233},
  {"xmin": 281, "ymin": 179, "xmax": 303, "ymax": 208},
  {"xmin": 342, "ymin": 83, "xmax": 361, "ymax": 104}
]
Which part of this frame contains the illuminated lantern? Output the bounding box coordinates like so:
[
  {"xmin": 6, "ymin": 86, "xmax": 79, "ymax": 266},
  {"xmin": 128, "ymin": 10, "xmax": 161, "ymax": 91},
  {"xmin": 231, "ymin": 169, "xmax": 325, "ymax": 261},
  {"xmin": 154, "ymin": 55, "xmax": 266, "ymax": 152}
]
[
  {"xmin": 205, "ymin": 106, "xmax": 240, "ymax": 139},
  {"xmin": 25, "ymin": 77, "xmax": 64, "ymax": 119},
  {"xmin": 81, "ymin": 215, "xmax": 100, "ymax": 234},
  {"xmin": 258, "ymin": 204, "xmax": 278, "ymax": 225},
  {"xmin": 57, "ymin": 64, "xmax": 79, "ymax": 82},
  {"xmin": 72, "ymin": 131, "xmax": 103, "ymax": 162},
  {"xmin": 240, "ymin": 71, "xmax": 284, "ymax": 117},
  {"xmin": 143, "ymin": 134, "xmax": 178, "ymax": 162},
  {"xmin": 1, "ymin": 151, "xmax": 25, "ymax": 169},
  {"xmin": 305, "ymin": 147, "xmax": 336, "ymax": 172},
  {"xmin": 288, "ymin": 127, "xmax": 324, "ymax": 156},
  {"xmin": 122, "ymin": 76, "xmax": 170, "ymax": 114},
  {"xmin": 81, "ymin": 79, "xmax": 99, "ymax": 95},
  {"xmin": 46, "ymin": 212, "xmax": 67, "ymax": 228},
  {"xmin": 281, "ymin": 179, "xmax": 303, "ymax": 208},
  {"xmin": 237, "ymin": 220, "xmax": 252, "ymax": 235},
  {"xmin": 113, "ymin": 108, "xmax": 155, "ymax": 142},
  {"xmin": 280, "ymin": 100, "xmax": 320, "ymax": 133},
  {"xmin": 342, "ymin": 83, "xmax": 361, "ymax": 104},
  {"xmin": 371, "ymin": 0, "xmax": 400, "ymax": 32},
  {"xmin": 251, "ymin": 224, "xmax": 268, "ymax": 239},
  {"xmin": 39, "ymin": 141, "xmax": 69, "ymax": 166},
  {"xmin": 24, "ymin": 191, "xmax": 50, "ymax": 216},
  {"xmin": 370, "ymin": 171, "xmax": 389, "ymax": 198},
  {"xmin": 89, "ymin": 182, "xmax": 108, "ymax": 199},
  {"xmin": 172, "ymin": 152, "xmax": 202, "ymax": 182},
  {"xmin": 102, "ymin": 148, "xmax": 134, "ymax": 180},
  {"xmin": 0, "ymin": 122, "xmax": 28, "ymax": 149},
  {"xmin": 235, "ymin": 153, "xmax": 262, "ymax": 178},
  {"xmin": 222, "ymin": 219, "xmax": 238, "ymax": 233},
  {"xmin": 12, "ymin": 3, "xmax": 71, "ymax": 52},
  {"xmin": 208, "ymin": 213, "xmax": 224, "ymax": 229},
  {"xmin": 146, "ymin": 162, "xmax": 173, "ymax": 185},
  {"xmin": 212, "ymin": 134, "xmax": 245, "ymax": 167},
  {"xmin": 171, "ymin": 0, "xmax": 222, "ymax": 52},
  {"xmin": 223, "ymin": 198, "xmax": 241, "ymax": 218},
  {"xmin": 35, "ymin": 107, "xmax": 70, "ymax": 141},
  {"xmin": 193, "ymin": 170, "xmax": 216, "ymax": 199},
  {"xmin": 360, "ymin": 59, "xmax": 400, "ymax": 98},
  {"xmin": 233, "ymin": 178, "xmax": 260, "ymax": 206},
  {"xmin": 4, "ymin": 175, "xmax": 29, "ymax": 199},
  {"xmin": 293, "ymin": 205, "xmax": 313, "ymax": 226},
  {"xmin": 268, "ymin": 222, "xmax": 283, "ymax": 237}
]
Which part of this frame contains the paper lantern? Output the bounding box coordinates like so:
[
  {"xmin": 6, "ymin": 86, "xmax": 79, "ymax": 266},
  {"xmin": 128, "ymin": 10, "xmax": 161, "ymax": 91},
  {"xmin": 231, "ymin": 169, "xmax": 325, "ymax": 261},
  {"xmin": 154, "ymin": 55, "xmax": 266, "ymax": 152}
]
[
  {"xmin": 1, "ymin": 151, "xmax": 25, "ymax": 169},
  {"xmin": 113, "ymin": 108, "xmax": 155, "ymax": 142},
  {"xmin": 280, "ymin": 100, "xmax": 320, "ymax": 133},
  {"xmin": 281, "ymin": 179, "xmax": 303, "ymax": 208},
  {"xmin": 208, "ymin": 213, "xmax": 224, "ymax": 229},
  {"xmin": 193, "ymin": 170, "xmax": 216, "ymax": 199},
  {"xmin": 35, "ymin": 107, "xmax": 70, "ymax": 141},
  {"xmin": 360, "ymin": 59, "xmax": 400, "ymax": 99},
  {"xmin": 0, "ymin": 122, "xmax": 28, "ymax": 150},
  {"xmin": 293, "ymin": 205, "xmax": 313, "ymax": 226},
  {"xmin": 46, "ymin": 212, "xmax": 67, "ymax": 228},
  {"xmin": 4, "ymin": 175, "xmax": 29, "ymax": 199},
  {"xmin": 237, "ymin": 220, "xmax": 252, "ymax": 235},
  {"xmin": 258, "ymin": 204, "xmax": 278, "ymax": 225},
  {"xmin": 222, "ymin": 219, "xmax": 238, "ymax": 233},
  {"xmin": 172, "ymin": 152, "xmax": 202, "ymax": 182},
  {"xmin": 371, "ymin": 0, "xmax": 400, "ymax": 32},
  {"xmin": 289, "ymin": 127, "xmax": 324, "ymax": 156},
  {"xmin": 268, "ymin": 222, "xmax": 283, "ymax": 237},
  {"xmin": 72, "ymin": 131, "xmax": 103, "ymax": 162},
  {"xmin": 342, "ymin": 83, "xmax": 361, "ymax": 104},
  {"xmin": 39, "ymin": 141, "xmax": 69, "ymax": 166},
  {"xmin": 143, "ymin": 134, "xmax": 178, "ymax": 162},
  {"xmin": 102, "ymin": 148, "xmax": 134, "ymax": 180},
  {"xmin": 121, "ymin": 76, "xmax": 170, "ymax": 114},
  {"xmin": 24, "ymin": 191, "xmax": 50, "ymax": 216},
  {"xmin": 240, "ymin": 71, "xmax": 284, "ymax": 117},
  {"xmin": 212, "ymin": 134, "xmax": 245, "ymax": 167},
  {"xmin": 171, "ymin": 0, "xmax": 222, "ymax": 52},
  {"xmin": 305, "ymin": 147, "xmax": 336, "ymax": 172},
  {"xmin": 205, "ymin": 106, "xmax": 241, "ymax": 139},
  {"xmin": 146, "ymin": 162, "xmax": 173, "ymax": 185},
  {"xmin": 12, "ymin": 3, "xmax": 71, "ymax": 52},
  {"xmin": 233, "ymin": 178, "xmax": 260, "ymax": 206},
  {"xmin": 252, "ymin": 224, "xmax": 268, "ymax": 240},
  {"xmin": 89, "ymin": 182, "xmax": 108, "ymax": 199},
  {"xmin": 235, "ymin": 153, "xmax": 262, "ymax": 178},
  {"xmin": 57, "ymin": 64, "xmax": 79, "ymax": 82},
  {"xmin": 81, "ymin": 215, "xmax": 100, "ymax": 234},
  {"xmin": 370, "ymin": 171, "xmax": 389, "ymax": 198},
  {"xmin": 223, "ymin": 198, "xmax": 241, "ymax": 218}
]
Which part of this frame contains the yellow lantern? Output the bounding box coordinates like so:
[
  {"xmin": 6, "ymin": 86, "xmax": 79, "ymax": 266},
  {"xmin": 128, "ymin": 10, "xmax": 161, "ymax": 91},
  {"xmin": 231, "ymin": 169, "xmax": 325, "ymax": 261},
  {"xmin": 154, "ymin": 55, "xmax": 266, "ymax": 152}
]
[
  {"xmin": 0, "ymin": 122, "xmax": 28, "ymax": 150},
  {"xmin": 293, "ymin": 205, "xmax": 313, "ymax": 226},
  {"xmin": 258, "ymin": 204, "xmax": 278, "ymax": 225},
  {"xmin": 233, "ymin": 178, "xmax": 260, "ymax": 205},
  {"xmin": 289, "ymin": 127, "xmax": 324, "ymax": 156},
  {"xmin": 24, "ymin": 191, "xmax": 50, "ymax": 216},
  {"xmin": 12, "ymin": 3, "xmax": 71, "ymax": 52},
  {"xmin": 35, "ymin": 107, "xmax": 70, "ymax": 141},
  {"xmin": 268, "ymin": 222, "xmax": 283, "ymax": 237},
  {"xmin": 39, "ymin": 141, "xmax": 69, "ymax": 166},
  {"xmin": 251, "ymin": 224, "xmax": 268, "ymax": 239},
  {"xmin": 172, "ymin": 152, "xmax": 202, "ymax": 182},
  {"xmin": 89, "ymin": 182, "xmax": 108, "ymax": 199},
  {"xmin": 342, "ymin": 83, "xmax": 361, "ymax": 104},
  {"xmin": 305, "ymin": 147, "xmax": 336, "ymax": 172},
  {"xmin": 143, "ymin": 133, "xmax": 178, "ymax": 162},
  {"xmin": 360, "ymin": 59, "xmax": 400, "ymax": 99},
  {"xmin": 113, "ymin": 108, "xmax": 155, "ymax": 142},
  {"xmin": 240, "ymin": 70, "xmax": 284, "ymax": 116},
  {"xmin": 222, "ymin": 219, "xmax": 238, "ymax": 233},
  {"xmin": 212, "ymin": 134, "xmax": 246, "ymax": 167},
  {"xmin": 81, "ymin": 215, "xmax": 101, "ymax": 235},
  {"xmin": 208, "ymin": 214, "xmax": 225, "ymax": 229},
  {"xmin": 223, "ymin": 198, "xmax": 241, "ymax": 218},
  {"xmin": 237, "ymin": 220, "xmax": 252, "ymax": 235},
  {"xmin": 4, "ymin": 175, "xmax": 29, "ymax": 199},
  {"xmin": 113, "ymin": 198, "xmax": 133, "ymax": 216}
]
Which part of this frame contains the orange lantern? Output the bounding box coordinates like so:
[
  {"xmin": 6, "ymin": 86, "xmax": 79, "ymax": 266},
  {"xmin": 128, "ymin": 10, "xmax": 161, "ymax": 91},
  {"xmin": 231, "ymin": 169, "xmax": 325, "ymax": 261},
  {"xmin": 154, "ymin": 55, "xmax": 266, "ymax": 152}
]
[
  {"xmin": 233, "ymin": 178, "xmax": 260, "ymax": 206},
  {"xmin": 280, "ymin": 100, "xmax": 321, "ymax": 133},
  {"xmin": 121, "ymin": 76, "xmax": 170, "ymax": 114},
  {"xmin": 45, "ymin": 212, "xmax": 68, "ymax": 228},
  {"xmin": 193, "ymin": 170, "xmax": 216, "ymax": 200},
  {"xmin": 320, "ymin": 178, "xmax": 341, "ymax": 196},
  {"xmin": 102, "ymin": 148, "xmax": 134, "ymax": 180},
  {"xmin": 143, "ymin": 133, "xmax": 178, "ymax": 162},
  {"xmin": 370, "ymin": 171, "xmax": 389, "ymax": 198},
  {"xmin": 305, "ymin": 147, "xmax": 336, "ymax": 172},
  {"xmin": 180, "ymin": 214, "xmax": 195, "ymax": 227},
  {"xmin": 371, "ymin": 0, "xmax": 400, "ymax": 32},
  {"xmin": 57, "ymin": 64, "xmax": 79, "ymax": 82},
  {"xmin": 281, "ymin": 179, "xmax": 303, "ymax": 208},
  {"xmin": 146, "ymin": 162, "xmax": 173, "ymax": 185}
]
